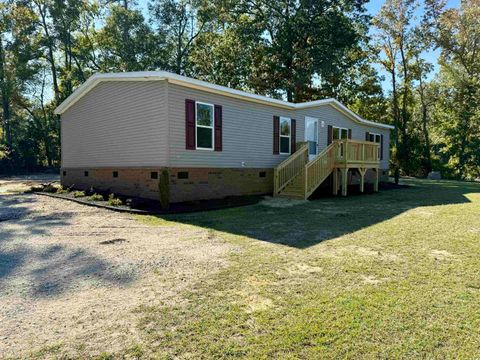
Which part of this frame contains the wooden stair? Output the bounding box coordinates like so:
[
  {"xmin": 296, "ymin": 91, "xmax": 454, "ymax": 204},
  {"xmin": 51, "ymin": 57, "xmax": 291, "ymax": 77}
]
[
  {"xmin": 273, "ymin": 140, "xmax": 380, "ymax": 200},
  {"xmin": 278, "ymin": 172, "xmax": 305, "ymax": 199}
]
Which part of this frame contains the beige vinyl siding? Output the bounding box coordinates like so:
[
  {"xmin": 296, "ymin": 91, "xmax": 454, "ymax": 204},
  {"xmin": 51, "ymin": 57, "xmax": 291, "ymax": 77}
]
[
  {"xmin": 168, "ymin": 82, "xmax": 390, "ymax": 169},
  {"xmin": 61, "ymin": 79, "xmax": 390, "ymax": 171},
  {"xmin": 61, "ymin": 81, "xmax": 168, "ymax": 168},
  {"xmin": 167, "ymin": 83, "xmax": 300, "ymax": 168},
  {"xmin": 295, "ymin": 106, "xmax": 391, "ymax": 169}
]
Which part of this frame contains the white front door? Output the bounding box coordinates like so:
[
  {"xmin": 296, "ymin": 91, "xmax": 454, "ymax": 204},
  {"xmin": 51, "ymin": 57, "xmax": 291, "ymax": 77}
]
[{"xmin": 305, "ymin": 117, "xmax": 319, "ymax": 161}]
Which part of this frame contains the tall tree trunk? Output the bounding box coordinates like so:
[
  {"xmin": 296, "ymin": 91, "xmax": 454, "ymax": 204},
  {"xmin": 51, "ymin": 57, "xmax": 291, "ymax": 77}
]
[
  {"xmin": 0, "ymin": 37, "xmax": 12, "ymax": 149},
  {"xmin": 176, "ymin": 36, "xmax": 183, "ymax": 74},
  {"xmin": 418, "ymin": 75, "xmax": 432, "ymax": 175},
  {"xmin": 457, "ymin": 103, "xmax": 470, "ymax": 178},
  {"xmin": 391, "ymin": 65, "xmax": 400, "ymax": 184},
  {"xmin": 399, "ymin": 41, "xmax": 410, "ymax": 175},
  {"xmin": 36, "ymin": 1, "xmax": 61, "ymax": 105}
]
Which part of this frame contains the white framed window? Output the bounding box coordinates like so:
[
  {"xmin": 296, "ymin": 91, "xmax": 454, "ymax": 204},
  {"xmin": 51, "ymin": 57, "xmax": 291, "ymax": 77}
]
[
  {"xmin": 279, "ymin": 117, "xmax": 291, "ymax": 154},
  {"xmin": 332, "ymin": 126, "xmax": 349, "ymax": 157},
  {"xmin": 332, "ymin": 126, "xmax": 349, "ymax": 141},
  {"xmin": 369, "ymin": 132, "xmax": 381, "ymax": 158},
  {"xmin": 195, "ymin": 101, "xmax": 214, "ymax": 150}
]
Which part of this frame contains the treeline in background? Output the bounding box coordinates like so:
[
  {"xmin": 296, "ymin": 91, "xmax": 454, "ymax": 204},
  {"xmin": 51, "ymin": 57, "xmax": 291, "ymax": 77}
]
[{"xmin": 0, "ymin": 0, "xmax": 479, "ymax": 180}]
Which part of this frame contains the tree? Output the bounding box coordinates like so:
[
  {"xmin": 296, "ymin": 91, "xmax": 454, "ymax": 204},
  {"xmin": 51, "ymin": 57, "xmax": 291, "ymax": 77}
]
[
  {"xmin": 234, "ymin": 0, "xmax": 371, "ymax": 102},
  {"xmin": 149, "ymin": 0, "xmax": 210, "ymax": 75},
  {"xmin": 188, "ymin": 6, "xmax": 266, "ymax": 90},
  {"xmin": 96, "ymin": 2, "xmax": 165, "ymax": 71},
  {"xmin": 373, "ymin": 0, "xmax": 418, "ymax": 182},
  {"xmin": 425, "ymin": 0, "xmax": 480, "ymax": 179},
  {"xmin": 412, "ymin": 54, "xmax": 434, "ymax": 174},
  {"xmin": 0, "ymin": 1, "xmax": 40, "ymax": 168}
]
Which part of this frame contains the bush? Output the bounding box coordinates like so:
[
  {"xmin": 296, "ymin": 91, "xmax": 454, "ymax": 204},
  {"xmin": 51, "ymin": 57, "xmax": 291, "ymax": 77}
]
[
  {"xmin": 56, "ymin": 186, "xmax": 69, "ymax": 194},
  {"xmin": 107, "ymin": 193, "xmax": 123, "ymax": 206},
  {"xmin": 43, "ymin": 184, "xmax": 58, "ymax": 193},
  {"xmin": 158, "ymin": 169, "xmax": 170, "ymax": 210},
  {"xmin": 88, "ymin": 193, "xmax": 104, "ymax": 201},
  {"xmin": 29, "ymin": 185, "xmax": 44, "ymax": 192},
  {"xmin": 72, "ymin": 190, "xmax": 86, "ymax": 198}
]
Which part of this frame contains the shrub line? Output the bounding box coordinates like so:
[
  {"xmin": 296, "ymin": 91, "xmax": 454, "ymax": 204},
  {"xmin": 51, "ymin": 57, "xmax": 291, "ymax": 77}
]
[{"xmin": 33, "ymin": 192, "xmax": 156, "ymax": 214}]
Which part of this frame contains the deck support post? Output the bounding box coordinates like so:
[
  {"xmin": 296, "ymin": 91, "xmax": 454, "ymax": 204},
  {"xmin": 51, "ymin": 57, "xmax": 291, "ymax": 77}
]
[
  {"xmin": 304, "ymin": 165, "xmax": 308, "ymax": 200},
  {"xmin": 332, "ymin": 168, "xmax": 338, "ymax": 195},
  {"xmin": 374, "ymin": 168, "xmax": 379, "ymax": 192},
  {"xmin": 359, "ymin": 167, "xmax": 367, "ymax": 193},
  {"xmin": 273, "ymin": 168, "xmax": 278, "ymax": 196},
  {"xmin": 341, "ymin": 167, "xmax": 348, "ymax": 197}
]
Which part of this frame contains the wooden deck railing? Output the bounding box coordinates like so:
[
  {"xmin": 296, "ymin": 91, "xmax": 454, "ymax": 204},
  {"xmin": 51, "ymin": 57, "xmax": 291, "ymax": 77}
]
[
  {"xmin": 273, "ymin": 142, "xmax": 308, "ymax": 194},
  {"xmin": 335, "ymin": 140, "xmax": 379, "ymax": 164},
  {"xmin": 305, "ymin": 142, "xmax": 336, "ymax": 198},
  {"xmin": 274, "ymin": 139, "xmax": 381, "ymax": 199}
]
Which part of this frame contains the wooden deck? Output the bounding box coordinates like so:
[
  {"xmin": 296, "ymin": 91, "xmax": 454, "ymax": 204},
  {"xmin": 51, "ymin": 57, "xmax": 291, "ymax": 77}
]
[{"xmin": 274, "ymin": 140, "xmax": 380, "ymax": 199}]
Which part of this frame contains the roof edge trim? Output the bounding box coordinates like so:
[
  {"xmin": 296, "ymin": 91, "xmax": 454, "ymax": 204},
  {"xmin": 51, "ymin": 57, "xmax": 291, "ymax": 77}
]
[{"xmin": 54, "ymin": 71, "xmax": 394, "ymax": 130}]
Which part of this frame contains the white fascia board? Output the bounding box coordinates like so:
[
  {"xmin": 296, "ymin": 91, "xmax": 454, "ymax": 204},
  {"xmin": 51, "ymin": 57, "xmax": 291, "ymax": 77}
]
[
  {"xmin": 53, "ymin": 72, "xmax": 166, "ymax": 114},
  {"xmin": 54, "ymin": 71, "xmax": 394, "ymax": 130}
]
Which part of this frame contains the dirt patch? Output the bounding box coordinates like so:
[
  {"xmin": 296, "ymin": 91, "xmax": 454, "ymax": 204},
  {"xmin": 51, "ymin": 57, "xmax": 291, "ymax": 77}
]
[
  {"xmin": 410, "ymin": 208, "xmax": 435, "ymax": 217},
  {"xmin": 0, "ymin": 174, "xmax": 59, "ymax": 195},
  {"xmin": 319, "ymin": 245, "xmax": 400, "ymax": 262},
  {"xmin": 431, "ymin": 249, "xmax": 454, "ymax": 260},
  {"xmin": 245, "ymin": 294, "xmax": 275, "ymax": 313},
  {"xmin": 0, "ymin": 179, "xmax": 233, "ymax": 358},
  {"xmin": 287, "ymin": 263, "xmax": 323, "ymax": 275},
  {"xmin": 361, "ymin": 275, "xmax": 387, "ymax": 285},
  {"xmin": 235, "ymin": 276, "xmax": 276, "ymax": 314}
]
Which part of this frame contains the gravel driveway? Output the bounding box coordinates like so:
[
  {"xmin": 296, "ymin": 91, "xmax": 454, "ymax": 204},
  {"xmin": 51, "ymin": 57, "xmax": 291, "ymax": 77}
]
[{"xmin": 0, "ymin": 177, "xmax": 233, "ymax": 358}]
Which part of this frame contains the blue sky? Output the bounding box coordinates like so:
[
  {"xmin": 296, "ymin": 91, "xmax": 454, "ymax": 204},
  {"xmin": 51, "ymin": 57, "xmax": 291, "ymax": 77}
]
[{"xmin": 365, "ymin": 0, "xmax": 461, "ymax": 91}]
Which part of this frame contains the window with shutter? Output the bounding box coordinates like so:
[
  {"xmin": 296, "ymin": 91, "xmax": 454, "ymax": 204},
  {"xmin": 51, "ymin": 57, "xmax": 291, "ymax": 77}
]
[
  {"xmin": 331, "ymin": 126, "xmax": 348, "ymax": 157},
  {"xmin": 380, "ymin": 134, "xmax": 384, "ymax": 160},
  {"xmin": 279, "ymin": 117, "xmax": 292, "ymax": 154},
  {"xmin": 196, "ymin": 102, "xmax": 215, "ymax": 150},
  {"xmin": 185, "ymin": 99, "xmax": 196, "ymax": 150},
  {"xmin": 367, "ymin": 132, "xmax": 382, "ymax": 159},
  {"xmin": 214, "ymin": 105, "xmax": 222, "ymax": 151},
  {"xmin": 273, "ymin": 116, "xmax": 280, "ymax": 154},
  {"xmin": 291, "ymin": 119, "xmax": 296, "ymax": 153}
]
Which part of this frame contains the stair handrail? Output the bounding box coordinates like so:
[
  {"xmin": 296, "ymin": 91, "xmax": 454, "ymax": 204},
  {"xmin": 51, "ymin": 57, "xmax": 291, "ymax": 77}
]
[
  {"xmin": 304, "ymin": 142, "xmax": 337, "ymax": 198},
  {"xmin": 273, "ymin": 142, "xmax": 309, "ymax": 195}
]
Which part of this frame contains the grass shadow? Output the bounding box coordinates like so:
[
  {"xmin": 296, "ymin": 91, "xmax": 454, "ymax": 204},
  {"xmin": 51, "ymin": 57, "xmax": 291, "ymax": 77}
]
[{"xmin": 154, "ymin": 179, "xmax": 479, "ymax": 249}]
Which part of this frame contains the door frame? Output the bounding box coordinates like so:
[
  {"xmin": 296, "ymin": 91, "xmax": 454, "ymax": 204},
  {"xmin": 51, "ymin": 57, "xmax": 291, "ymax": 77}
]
[{"xmin": 304, "ymin": 116, "xmax": 319, "ymax": 161}]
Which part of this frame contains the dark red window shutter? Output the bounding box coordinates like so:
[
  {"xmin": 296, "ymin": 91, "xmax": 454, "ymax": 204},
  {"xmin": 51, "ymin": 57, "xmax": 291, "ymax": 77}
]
[
  {"xmin": 214, "ymin": 105, "xmax": 222, "ymax": 151},
  {"xmin": 273, "ymin": 116, "xmax": 280, "ymax": 154},
  {"xmin": 327, "ymin": 125, "xmax": 333, "ymax": 145},
  {"xmin": 185, "ymin": 99, "xmax": 196, "ymax": 150},
  {"xmin": 348, "ymin": 129, "xmax": 352, "ymax": 139},
  {"xmin": 380, "ymin": 134, "xmax": 384, "ymax": 160},
  {"xmin": 366, "ymin": 131, "xmax": 370, "ymax": 141},
  {"xmin": 291, "ymin": 119, "xmax": 296, "ymax": 153}
]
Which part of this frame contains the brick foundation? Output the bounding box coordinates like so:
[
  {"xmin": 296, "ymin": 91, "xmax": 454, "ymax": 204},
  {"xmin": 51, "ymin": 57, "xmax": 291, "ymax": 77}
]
[
  {"xmin": 61, "ymin": 167, "xmax": 388, "ymax": 204},
  {"xmin": 61, "ymin": 167, "xmax": 274, "ymax": 203}
]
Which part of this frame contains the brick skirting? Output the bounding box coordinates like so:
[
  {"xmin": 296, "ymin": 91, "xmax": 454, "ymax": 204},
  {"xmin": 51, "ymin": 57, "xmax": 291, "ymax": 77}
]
[
  {"xmin": 61, "ymin": 167, "xmax": 389, "ymax": 203},
  {"xmin": 61, "ymin": 167, "xmax": 274, "ymax": 203}
]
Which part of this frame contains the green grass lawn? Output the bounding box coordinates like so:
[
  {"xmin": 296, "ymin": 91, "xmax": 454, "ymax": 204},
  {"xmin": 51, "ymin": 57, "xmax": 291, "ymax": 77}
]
[{"xmin": 132, "ymin": 178, "xmax": 480, "ymax": 359}]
